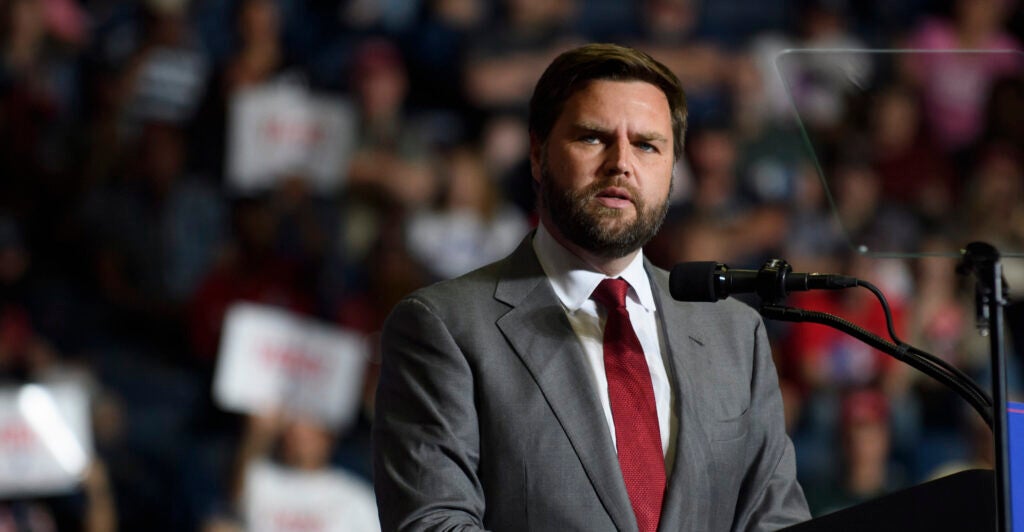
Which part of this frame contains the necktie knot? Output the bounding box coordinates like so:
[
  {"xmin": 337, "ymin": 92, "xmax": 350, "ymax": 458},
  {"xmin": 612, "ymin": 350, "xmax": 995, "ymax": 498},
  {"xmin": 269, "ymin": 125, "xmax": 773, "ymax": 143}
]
[{"xmin": 592, "ymin": 278, "xmax": 630, "ymax": 311}]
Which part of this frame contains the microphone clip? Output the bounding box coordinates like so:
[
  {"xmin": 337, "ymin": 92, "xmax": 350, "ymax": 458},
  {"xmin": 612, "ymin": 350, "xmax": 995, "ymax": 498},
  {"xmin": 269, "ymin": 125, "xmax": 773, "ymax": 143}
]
[{"xmin": 754, "ymin": 259, "xmax": 794, "ymax": 305}]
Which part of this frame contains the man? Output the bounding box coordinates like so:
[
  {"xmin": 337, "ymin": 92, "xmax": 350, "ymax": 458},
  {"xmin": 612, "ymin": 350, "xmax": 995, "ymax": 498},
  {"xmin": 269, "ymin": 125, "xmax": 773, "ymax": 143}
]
[{"xmin": 373, "ymin": 43, "xmax": 809, "ymax": 531}]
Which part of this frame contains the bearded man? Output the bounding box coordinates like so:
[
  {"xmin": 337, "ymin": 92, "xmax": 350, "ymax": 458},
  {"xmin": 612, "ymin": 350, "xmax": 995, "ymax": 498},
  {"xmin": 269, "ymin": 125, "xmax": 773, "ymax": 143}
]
[{"xmin": 372, "ymin": 43, "xmax": 810, "ymax": 532}]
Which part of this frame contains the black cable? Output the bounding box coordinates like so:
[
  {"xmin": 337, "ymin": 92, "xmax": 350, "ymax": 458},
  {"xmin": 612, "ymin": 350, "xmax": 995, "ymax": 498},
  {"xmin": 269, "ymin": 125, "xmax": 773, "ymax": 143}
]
[
  {"xmin": 856, "ymin": 279, "xmax": 993, "ymax": 408},
  {"xmin": 762, "ymin": 304, "xmax": 994, "ymax": 429},
  {"xmin": 855, "ymin": 280, "xmax": 902, "ymax": 343}
]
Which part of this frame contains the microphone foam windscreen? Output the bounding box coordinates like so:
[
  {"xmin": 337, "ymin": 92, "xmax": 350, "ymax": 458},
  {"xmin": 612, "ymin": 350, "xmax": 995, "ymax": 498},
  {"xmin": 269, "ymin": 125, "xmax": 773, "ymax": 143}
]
[{"xmin": 669, "ymin": 261, "xmax": 720, "ymax": 302}]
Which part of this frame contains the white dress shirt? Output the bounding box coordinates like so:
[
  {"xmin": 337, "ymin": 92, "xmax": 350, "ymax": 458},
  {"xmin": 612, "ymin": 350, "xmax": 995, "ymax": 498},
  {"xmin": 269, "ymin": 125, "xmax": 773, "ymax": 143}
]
[{"xmin": 532, "ymin": 225, "xmax": 677, "ymax": 466}]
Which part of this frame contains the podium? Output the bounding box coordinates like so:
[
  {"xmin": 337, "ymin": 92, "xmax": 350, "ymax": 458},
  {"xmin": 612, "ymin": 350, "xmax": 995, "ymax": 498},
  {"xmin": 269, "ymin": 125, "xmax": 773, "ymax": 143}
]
[{"xmin": 782, "ymin": 469, "xmax": 995, "ymax": 532}]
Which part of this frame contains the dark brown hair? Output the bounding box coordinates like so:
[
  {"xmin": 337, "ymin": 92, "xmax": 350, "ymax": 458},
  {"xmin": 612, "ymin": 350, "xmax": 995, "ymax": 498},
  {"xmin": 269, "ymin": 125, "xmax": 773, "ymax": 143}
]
[{"xmin": 528, "ymin": 43, "xmax": 688, "ymax": 160}]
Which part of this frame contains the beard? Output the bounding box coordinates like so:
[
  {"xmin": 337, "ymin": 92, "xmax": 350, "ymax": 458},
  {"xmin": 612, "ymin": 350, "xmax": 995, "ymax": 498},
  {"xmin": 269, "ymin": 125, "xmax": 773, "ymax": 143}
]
[{"xmin": 540, "ymin": 156, "xmax": 671, "ymax": 259}]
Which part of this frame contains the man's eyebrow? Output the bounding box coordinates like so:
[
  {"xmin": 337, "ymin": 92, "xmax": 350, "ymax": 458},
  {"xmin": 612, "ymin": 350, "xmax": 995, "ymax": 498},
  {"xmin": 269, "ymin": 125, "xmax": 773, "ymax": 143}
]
[
  {"xmin": 570, "ymin": 122, "xmax": 668, "ymax": 143},
  {"xmin": 634, "ymin": 131, "xmax": 669, "ymax": 143},
  {"xmin": 571, "ymin": 121, "xmax": 611, "ymax": 134}
]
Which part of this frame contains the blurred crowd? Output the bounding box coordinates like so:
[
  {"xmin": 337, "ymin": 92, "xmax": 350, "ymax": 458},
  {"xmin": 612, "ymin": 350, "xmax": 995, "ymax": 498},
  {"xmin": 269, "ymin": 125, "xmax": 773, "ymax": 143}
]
[{"xmin": 1, "ymin": 0, "xmax": 1024, "ymax": 529}]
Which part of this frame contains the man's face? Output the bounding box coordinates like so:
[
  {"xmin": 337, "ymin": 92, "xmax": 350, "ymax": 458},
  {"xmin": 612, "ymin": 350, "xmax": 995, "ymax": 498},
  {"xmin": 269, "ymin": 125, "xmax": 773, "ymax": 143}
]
[{"xmin": 533, "ymin": 80, "xmax": 675, "ymax": 259}]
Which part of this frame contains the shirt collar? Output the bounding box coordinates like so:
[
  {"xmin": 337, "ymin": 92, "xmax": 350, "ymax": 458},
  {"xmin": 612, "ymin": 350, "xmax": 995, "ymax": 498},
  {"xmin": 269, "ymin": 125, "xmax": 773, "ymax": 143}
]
[{"xmin": 533, "ymin": 223, "xmax": 656, "ymax": 312}]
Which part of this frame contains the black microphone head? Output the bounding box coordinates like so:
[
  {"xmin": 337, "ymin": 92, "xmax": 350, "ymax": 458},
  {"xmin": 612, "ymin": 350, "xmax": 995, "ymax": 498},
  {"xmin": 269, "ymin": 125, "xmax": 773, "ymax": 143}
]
[{"xmin": 670, "ymin": 261, "xmax": 722, "ymax": 302}]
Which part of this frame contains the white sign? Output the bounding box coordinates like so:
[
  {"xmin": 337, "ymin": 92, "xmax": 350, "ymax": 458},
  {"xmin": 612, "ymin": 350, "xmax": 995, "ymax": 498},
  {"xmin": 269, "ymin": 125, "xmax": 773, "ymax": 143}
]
[
  {"xmin": 243, "ymin": 460, "xmax": 380, "ymax": 532},
  {"xmin": 227, "ymin": 80, "xmax": 357, "ymax": 194},
  {"xmin": 0, "ymin": 382, "xmax": 92, "ymax": 497},
  {"xmin": 214, "ymin": 303, "xmax": 369, "ymax": 430}
]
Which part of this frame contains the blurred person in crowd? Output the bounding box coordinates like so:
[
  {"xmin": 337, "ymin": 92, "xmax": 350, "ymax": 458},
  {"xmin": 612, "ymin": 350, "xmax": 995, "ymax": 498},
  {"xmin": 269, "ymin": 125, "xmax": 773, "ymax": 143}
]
[
  {"xmin": 205, "ymin": 411, "xmax": 378, "ymax": 532},
  {"xmin": 268, "ymin": 175, "xmax": 335, "ymax": 276},
  {"xmin": 375, "ymin": 43, "xmax": 809, "ymax": 531},
  {"xmin": 901, "ymin": 234, "xmax": 989, "ymax": 477},
  {"xmin": 0, "ymin": 0, "xmax": 85, "ymax": 113},
  {"xmin": 926, "ymin": 406, "xmax": 995, "ymax": 480},
  {"xmin": 691, "ymin": 0, "xmax": 794, "ymax": 49},
  {"xmin": 965, "ymin": 145, "xmax": 1024, "ymax": 245},
  {"xmin": 77, "ymin": 0, "xmax": 203, "ymax": 193},
  {"xmin": 403, "ymin": 0, "xmax": 487, "ymax": 112},
  {"xmin": 191, "ymin": 0, "xmax": 296, "ymax": 179},
  {"xmin": 0, "ymin": 0, "xmax": 87, "ymax": 212},
  {"xmin": 1, "ymin": 0, "xmax": 104, "ymax": 344},
  {"xmin": 628, "ymin": 0, "xmax": 729, "ymax": 128},
  {"xmin": 80, "ymin": 120, "xmax": 226, "ymax": 353},
  {"xmin": 635, "ymin": 0, "xmax": 699, "ymax": 45},
  {"xmin": 0, "ymin": 218, "xmax": 118, "ymax": 532},
  {"xmin": 478, "ymin": 112, "xmax": 536, "ymax": 215},
  {"xmin": 222, "ymin": 0, "xmax": 290, "ymax": 93},
  {"xmin": 867, "ymin": 84, "xmax": 956, "ymax": 229},
  {"xmin": 682, "ymin": 125, "xmax": 743, "ymax": 218},
  {"xmin": 781, "ymin": 250, "xmax": 917, "ymax": 489},
  {"xmin": 481, "ymin": 112, "xmax": 531, "ymax": 179},
  {"xmin": 349, "ymin": 39, "xmax": 409, "ymax": 150},
  {"xmin": 332, "ymin": 215, "xmax": 430, "ymax": 435},
  {"xmin": 90, "ymin": 383, "xmax": 172, "ymax": 532},
  {"xmin": 650, "ymin": 124, "xmax": 788, "ymax": 268},
  {"xmin": 0, "ymin": 217, "xmax": 72, "ymax": 387},
  {"xmin": 0, "ymin": 214, "xmax": 109, "ymax": 388},
  {"xmin": 806, "ymin": 389, "xmax": 903, "ymax": 515},
  {"xmin": 185, "ymin": 192, "xmax": 320, "ymax": 529},
  {"xmin": 907, "ymin": 235, "xmax": 971, "ymax": 406},
  {"xmin": 978, "ymin": 74, "xmax": 1024, "ymax": 152},
  {"xmin": 902, "ymin": 0, "xmax": 1022, "ymax": 155},
  {"xmin": 346, "ymin": 38, "xmax": 439, "ymax": 210},
  {"xmin": 779, "ymin": 163, "xmax": 846, "ymax": 275},
  {"xmin": 783, "ymin": 252, "xmax": 912, "ymax": 401},
  {"xmin": 747, "ymin": 0, "xmax": 871, "ymax": 139},
  {"xmin": 0, "ymin": 216, "xmax": 32, "ymax": 314},
  {"xmin": 830, "ymin": 158, "xmax": 921, "ymax": 254},
  {"xmin": 644, "ymin": 213, "xmax": 731, "ymax": 271},
  {"xmin": 729, "ymin": 53, "xmax": 808, "ymax": 208},
  {"xmin": 963, "ymin": 144, "xmax": 1024, "ymax": 301},
  {"xmin": 0, "ymin": 461, "xmax": 117, "ymax": 532},
  {"xmin": 116, "ymin": 0, "xmax": 208, "ymax": 134},
  {"xmin": 463, "ymin": 0, "xmax": 582, "ymax": 110},
  {"xmin": 188, "ymin": 194, "xmax": 314, "ymax": 365},
  {"xmin": 337, "ymin": 0, "xmax": 422, "ymax": 34},
  {"xmin": 976, "ymin": 77, "xmax": 1024, "ymax": 368},
  {"xmin": 405, "ymin": 144, "xmax": 530, "ymax": 280}
]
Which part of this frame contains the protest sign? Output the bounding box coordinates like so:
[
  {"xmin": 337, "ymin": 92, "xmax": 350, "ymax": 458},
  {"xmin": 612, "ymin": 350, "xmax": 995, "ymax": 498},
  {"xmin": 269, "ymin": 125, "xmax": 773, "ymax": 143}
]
[
  {"xmin": 0, "ymin": 382, "xmax": 92, "ymax": 497},
  {"xmin": 242, "ymin": 460, "xmax": 380, "ymax": 532},
  {"xmin": 214, "ymin": 303, "xmax": 369, "ymax": 430},
  {"xmin": 227, "ymin": 80, "xmax": 357, "ymax": 194}
]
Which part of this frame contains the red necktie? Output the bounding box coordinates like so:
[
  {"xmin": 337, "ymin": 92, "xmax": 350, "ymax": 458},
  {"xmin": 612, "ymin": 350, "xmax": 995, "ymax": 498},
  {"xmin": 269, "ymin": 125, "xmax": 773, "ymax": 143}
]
[{"xmin": 592, "ymin": 278, "xmax": 665, "ymax": 532}]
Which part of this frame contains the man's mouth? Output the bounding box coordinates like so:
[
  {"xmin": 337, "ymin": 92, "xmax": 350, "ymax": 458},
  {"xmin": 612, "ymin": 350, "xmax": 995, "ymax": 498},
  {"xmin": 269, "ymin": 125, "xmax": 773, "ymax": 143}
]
[{"xmin": 594, "ymin": 186, "xmax": 634, "ymax": 209}]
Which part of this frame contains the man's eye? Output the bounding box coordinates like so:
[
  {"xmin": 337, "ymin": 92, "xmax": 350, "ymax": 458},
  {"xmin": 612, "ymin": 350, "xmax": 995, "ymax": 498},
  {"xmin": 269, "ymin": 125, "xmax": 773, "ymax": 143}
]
[
  {"xmin": 636, "ymin": 142, "xmax": 657, "ymax": 153},
  {"xmin": 579, "ymin": 135, "xmax": 600, "ymax": 144}
]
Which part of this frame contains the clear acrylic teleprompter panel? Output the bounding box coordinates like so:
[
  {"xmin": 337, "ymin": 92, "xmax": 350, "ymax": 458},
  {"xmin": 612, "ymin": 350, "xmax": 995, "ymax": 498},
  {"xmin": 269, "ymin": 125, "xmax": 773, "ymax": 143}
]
[{"xmin": 774, "ymin": 49, "xmax": 1024, "ymax": 259}]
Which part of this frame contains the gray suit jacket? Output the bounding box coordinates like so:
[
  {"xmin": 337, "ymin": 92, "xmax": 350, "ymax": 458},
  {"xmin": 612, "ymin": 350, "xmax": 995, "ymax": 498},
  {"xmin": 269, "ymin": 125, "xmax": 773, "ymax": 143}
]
[{"xmin": 373, "ymin": 235, "xmax": 810, "ymax": 531}]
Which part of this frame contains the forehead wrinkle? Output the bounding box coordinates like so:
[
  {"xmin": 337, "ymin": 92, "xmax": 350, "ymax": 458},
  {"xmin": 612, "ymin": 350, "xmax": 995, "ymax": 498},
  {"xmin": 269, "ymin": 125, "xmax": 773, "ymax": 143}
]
[{"xmin": 557, "ymin": 80, "xmax": 673, "ymax": 146}]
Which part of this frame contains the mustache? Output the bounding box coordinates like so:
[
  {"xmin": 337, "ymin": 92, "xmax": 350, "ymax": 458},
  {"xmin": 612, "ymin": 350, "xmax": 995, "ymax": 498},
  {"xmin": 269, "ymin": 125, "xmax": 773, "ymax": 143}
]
[{"xmin": 577, "ymin": 178, "xmax": 642, "ymax": 204}]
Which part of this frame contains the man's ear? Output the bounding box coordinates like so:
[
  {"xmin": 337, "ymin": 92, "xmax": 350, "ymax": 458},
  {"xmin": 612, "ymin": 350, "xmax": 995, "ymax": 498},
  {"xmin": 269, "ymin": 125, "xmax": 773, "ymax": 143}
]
[{"xmin": 529, "ymin": 134, "xmax": 543, "ymax": 185}]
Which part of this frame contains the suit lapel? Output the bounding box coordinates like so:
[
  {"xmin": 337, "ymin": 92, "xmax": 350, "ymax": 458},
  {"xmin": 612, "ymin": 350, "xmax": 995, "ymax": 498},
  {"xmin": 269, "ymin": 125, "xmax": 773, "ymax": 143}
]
[
  {"xmin": 647, "ymin": 265, "xmax": 713, "ymax": 532},
  {"xmin": 494, "ymin": 237, "xmax": 636, "ymax": 532}
]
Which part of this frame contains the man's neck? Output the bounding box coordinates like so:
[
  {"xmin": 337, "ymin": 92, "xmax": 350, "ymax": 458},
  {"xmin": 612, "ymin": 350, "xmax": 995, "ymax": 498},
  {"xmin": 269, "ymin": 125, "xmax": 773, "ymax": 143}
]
[{"xmin": 539, "ymin": 219, "xmax": 640, "ymax": 277}]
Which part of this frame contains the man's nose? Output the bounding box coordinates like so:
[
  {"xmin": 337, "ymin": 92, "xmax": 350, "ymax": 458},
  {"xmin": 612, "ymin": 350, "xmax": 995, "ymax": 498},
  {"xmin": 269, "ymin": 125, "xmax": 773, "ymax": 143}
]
[{"xmin": 603, "ymin": 139, "xmax": 633, "ymax": 177}]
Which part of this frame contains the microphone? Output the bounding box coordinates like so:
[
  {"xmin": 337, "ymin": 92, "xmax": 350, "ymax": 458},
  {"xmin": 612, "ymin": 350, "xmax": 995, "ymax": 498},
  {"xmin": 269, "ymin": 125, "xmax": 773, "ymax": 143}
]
[{"xmin": 669, "ymin": 259, "xmax": 858, "ymax": 302}]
